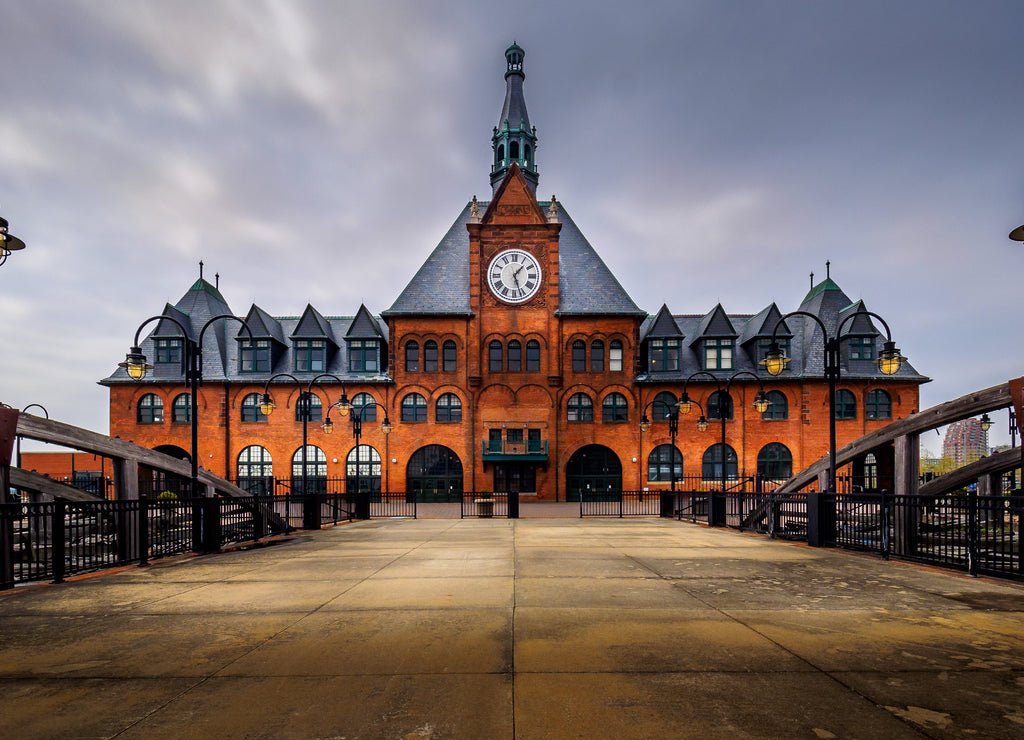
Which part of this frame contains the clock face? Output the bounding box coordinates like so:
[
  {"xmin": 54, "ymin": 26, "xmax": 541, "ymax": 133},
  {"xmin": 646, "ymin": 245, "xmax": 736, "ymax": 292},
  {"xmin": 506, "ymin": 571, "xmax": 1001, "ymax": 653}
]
[{"xmin": 487, "ymin": 249, "xmax": 542, "ymax": 304}]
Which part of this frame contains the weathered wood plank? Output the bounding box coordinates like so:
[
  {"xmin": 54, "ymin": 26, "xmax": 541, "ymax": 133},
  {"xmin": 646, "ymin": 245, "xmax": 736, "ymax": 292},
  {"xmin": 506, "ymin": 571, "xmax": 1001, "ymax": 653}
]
[
  {"xmin": 918, "ymin": 447, "xmax": 1021, "ymax": 497},
  {"xmin": 9, "ymin": 468, "xmax": 102, "ymax": 501}
]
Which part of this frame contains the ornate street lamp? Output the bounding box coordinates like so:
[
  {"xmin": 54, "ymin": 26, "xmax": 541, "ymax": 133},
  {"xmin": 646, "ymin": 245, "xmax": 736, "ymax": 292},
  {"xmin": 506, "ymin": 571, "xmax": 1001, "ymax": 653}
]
[
  {"xmin": 979, "ymin": 413, "xmax": 992, "ymax": 432},
  {"xmin": 330, "ymin": 398, "xmax": 392, "ymax": 519},
  {"xmin": 122, "ymin": 314, "xmax": 251, "ymax": 496},
  {"xmin": 0, "ymin": 216, "xmax": 27, "ymax": 267},
  {"xmin": 764, "ymin": 308, "xmax": 906, "ymax": 500},
  {"xmin": 681, "ymin": 370, "xmax": 771, "ymax": 526},
  {"xmin": 639, "ymin": 397, "xmax": 684, "ymax": 492}
]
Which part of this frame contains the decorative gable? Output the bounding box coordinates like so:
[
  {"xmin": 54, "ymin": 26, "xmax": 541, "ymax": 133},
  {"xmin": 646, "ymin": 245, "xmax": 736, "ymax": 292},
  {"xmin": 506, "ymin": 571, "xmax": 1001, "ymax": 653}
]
[
  {"xmin": 291, "ymin": 304, "xmax": 338, "ymax": 346},
  {"xmin": 481, "ymin": 163, "xmax": 548, "ymax": 226}
]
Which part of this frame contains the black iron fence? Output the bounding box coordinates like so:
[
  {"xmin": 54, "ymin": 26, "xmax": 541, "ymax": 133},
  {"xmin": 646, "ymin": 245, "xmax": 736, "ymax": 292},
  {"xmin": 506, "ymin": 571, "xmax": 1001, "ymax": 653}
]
[
  {"xmin": 460, "ymin": 492, "xmax": 511, "ymax": 518},
  {"xmin": 579, "ymin": 490, "xmax": 666, "ymax": 517}
]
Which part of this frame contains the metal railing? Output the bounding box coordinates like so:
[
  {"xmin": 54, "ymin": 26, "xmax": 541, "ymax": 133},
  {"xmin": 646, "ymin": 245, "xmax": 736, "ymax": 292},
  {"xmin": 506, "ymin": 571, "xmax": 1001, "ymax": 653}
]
[
  {"xmin": 579, "ymin": 490, "xmax": 666, "ymax": 517},
  {"xmin": 460, "ymin": 491, "xmax": 511, "ymax": 518}
]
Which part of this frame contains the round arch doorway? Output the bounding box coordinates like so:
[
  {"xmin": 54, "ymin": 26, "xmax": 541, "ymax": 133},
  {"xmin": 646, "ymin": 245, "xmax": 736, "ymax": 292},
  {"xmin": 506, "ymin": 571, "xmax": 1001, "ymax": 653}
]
[
  {"xmin": 407, "ymin": 445, "xmax": 463, "ymax": 503},
  {"xmin": 566, "ymin": 445, "xmax": 622, "ymax": 502}
]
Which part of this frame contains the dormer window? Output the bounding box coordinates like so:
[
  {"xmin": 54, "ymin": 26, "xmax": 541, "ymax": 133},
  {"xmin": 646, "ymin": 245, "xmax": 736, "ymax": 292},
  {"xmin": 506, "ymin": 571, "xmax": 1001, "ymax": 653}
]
[
  {"xmin": 650, "ymin": 338, "xmax": 680, "ymax": 373},
  {"xmin": 849, "ymin": 336, "xmax": 876, "ymax": 361},
  {"xmin": 154, "ymin": 339, "xmax": 182, "ymax": 364},
  {"xmin": 240, "ymin": 340, "xmax": 271, "ymax": 373},
  {"xmin": 349, "ymin": 340, "xmax": 379, "ymax": 373},
  {"xmin": 704, "ymin": 338, "xmax": 733, "ymax": 370},
  {"xmin": 294, "ymin": 340, "xmax": 326, "ymax": 373}
]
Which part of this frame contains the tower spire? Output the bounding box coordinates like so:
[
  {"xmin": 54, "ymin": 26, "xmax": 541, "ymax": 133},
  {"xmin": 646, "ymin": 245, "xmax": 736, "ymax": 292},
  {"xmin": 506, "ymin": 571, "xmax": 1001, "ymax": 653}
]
[{"xmin": 491, "ymin": 42, "xmax": 539, "ymax": 194}]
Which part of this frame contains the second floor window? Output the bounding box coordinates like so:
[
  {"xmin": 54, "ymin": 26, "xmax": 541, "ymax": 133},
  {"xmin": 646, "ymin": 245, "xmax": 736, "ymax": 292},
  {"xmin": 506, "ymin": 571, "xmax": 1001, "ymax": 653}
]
[
  {"xmin": 349, "ymin": 340, "xmax": 378, "ymax": 373},
  {"xmin": 424, "ymin": 340, "xmax": 438, "ymax": 372},
  {"xmin": 241, "ymin": 393, "xmax": 268, "ymax": 422},
  {"xmin": 609, "ymin": 340, "xmax": 623, "ymax": 372},
  {"xmin": 401, "ymin": 393, "xmax": 427, "ymax": 422},
  {"xmin": 835, "ymin": 389, "xmax": 857, "ymax": 419},
  {"xmin": 294, "ymin": 340, "xmax": 326, "ymax": 373},
  {"xmin": 405, "ymin": 341, "xmax": 419, "ymax": 372},
  {"xmin": 650, "ymin": 339, "xmax": 680, "ymax": 372},
  {"xmin": 240, "ymin": 340, "xmax": 271, "ymax": 373},
  {"xmin": 704, "ymin": 339, "xmax": 733, "ymax": 370},
  {"xmin": 443, "ymin": 340, "xmax": 457, "ymax": 372},
  {"xmin": 526, "ymin": 340, "xmax": 541, "ymax": 372},
  {"xmin": 172, "ymin": 393, "xmax": 191, "ymax": 423},
  {"xmin": 567, "ymin": 393, "xmax": 593, "ymax": 422},
  {"xmin": 137, "ymin": 394, "xmax": 163, "ymax": 424},
  {"xmin": 507, "ymin": 340, "xmax": 522, "ymax": 372},
  {"xmin": 436, "ymin": 393, "xmax": 462, "ymax": 422},
  {"xmin": 602, "ymin": 393, "xmax": 628, "ymax": 422}
]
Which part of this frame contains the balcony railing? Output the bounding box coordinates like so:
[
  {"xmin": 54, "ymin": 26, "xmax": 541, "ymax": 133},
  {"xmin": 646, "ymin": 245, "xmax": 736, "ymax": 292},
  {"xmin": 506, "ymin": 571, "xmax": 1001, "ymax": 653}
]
[{"xmin": 481, "ymin": 439, "xmax": 548, "ymax": 461}]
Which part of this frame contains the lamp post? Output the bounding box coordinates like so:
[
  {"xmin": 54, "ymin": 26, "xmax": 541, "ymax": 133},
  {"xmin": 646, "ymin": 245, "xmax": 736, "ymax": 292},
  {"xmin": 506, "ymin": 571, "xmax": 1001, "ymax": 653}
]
[
  {"xmin": 260, "ymin": 373, "xmax": 351, "ymax": 498},
  {"xmin": 639, "ymin": 397, "xmax": 683, "ymax": 492},
  {"xmin": 0, "ymin": 216, "xmax": 27, "ymax": 267},
  {"xmin": 324, "ymin": 399, "xmax": 391, "ymax": 519},
  {"xmin": 678, "ymin": 370, "xmax": 771, "ymax": 526},
  {"xmin": 763, "ymin": 309, "xmax": 905, "ymax": 497},
  {"xmin": 121, "ymin": 314, "xmax": 251, "ymax": 496}
]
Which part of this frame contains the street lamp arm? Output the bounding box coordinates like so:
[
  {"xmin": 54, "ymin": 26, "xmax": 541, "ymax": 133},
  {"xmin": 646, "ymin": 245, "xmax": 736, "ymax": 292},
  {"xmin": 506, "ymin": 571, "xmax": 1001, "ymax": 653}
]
[
  {"xmin": 262, "ymin": 373, "xmax": 303, "ymax": 398},
  {"xmin": 771, "ymin": 310, "xmax": 826, "ymax": 342},
  {"xmin": 198, "ymin": 314, "xmax": 253, "ymax": 347},
  {"xmin": 131, "ymin": 314, "xmax": 192, "ymax": 347},
  {"xmin": 21, "ymin": 404, "xmax": 49, "ymax": 418},
  {"xmin": 681, "ymin": 370, "xmax": 722, "ymax": 395}
]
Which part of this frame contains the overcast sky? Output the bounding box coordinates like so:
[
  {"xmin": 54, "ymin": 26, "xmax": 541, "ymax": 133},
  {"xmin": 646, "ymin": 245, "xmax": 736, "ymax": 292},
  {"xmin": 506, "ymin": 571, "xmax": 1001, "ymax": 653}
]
[{"xmin": 2, "ymin": 0, "xmax": 1022, "ymax": 453}]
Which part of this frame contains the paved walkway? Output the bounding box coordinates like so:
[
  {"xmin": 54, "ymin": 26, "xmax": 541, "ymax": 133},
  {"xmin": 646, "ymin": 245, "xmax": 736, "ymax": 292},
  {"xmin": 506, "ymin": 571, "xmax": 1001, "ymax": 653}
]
[{"xmin": 2, "ymin": 518, "xmax": 1024, "ymax": 739}]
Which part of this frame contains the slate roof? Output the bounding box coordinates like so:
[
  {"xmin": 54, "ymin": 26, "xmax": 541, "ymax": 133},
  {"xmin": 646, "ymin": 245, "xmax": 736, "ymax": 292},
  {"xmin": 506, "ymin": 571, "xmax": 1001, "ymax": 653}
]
[
  {"xmin": 101, "ymin": 280, "xmax": 391, "ymax": 386},
  {"xmin": 635, "ymin": 278, "xmax": 928, "ymax": 384},
  {"xmin": 382, "ymin": 200, "xmax": 646, "ymax": 317}
]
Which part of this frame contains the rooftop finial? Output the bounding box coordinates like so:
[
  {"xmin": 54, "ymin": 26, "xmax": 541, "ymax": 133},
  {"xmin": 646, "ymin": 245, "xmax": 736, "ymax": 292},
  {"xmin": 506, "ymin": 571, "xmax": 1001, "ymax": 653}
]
[
  {"xmin": 469, "ymin": 195, "xmax": 481, "ymax": 223},
  {"xmin": 826, "ymin": 260, "xmax": 831, "ymax": 279},
  {"xmin": 547, "ymin": 195, "xmax": 559, "ymax": 223},
  {"xmin": 810, "ymin": 272, "xmax": 814, "ymax": 288},
  {"xmin": 215, "ymin": 272, "xmax": 220, "ymax": 289},
  {"xmin": 199, "ymin": 260, "xmax": 204, "ymax": 279}
]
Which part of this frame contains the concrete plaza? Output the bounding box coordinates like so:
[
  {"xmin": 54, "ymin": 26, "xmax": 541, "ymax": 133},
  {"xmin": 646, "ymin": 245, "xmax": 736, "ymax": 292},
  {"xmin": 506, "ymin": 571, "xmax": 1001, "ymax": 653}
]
[{"xmin": 2, "ymin": 514, "xmax": 1024, "ymax": 739}]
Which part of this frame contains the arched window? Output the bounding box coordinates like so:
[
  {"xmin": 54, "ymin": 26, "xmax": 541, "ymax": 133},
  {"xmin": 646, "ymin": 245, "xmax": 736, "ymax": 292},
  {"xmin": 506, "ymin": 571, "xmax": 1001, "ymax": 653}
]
[
  {"xmin": 346, "ymin": 444, "xmax": 381, "ymax": 494},
  {"xmin": 137, "ymin": 394, "xmax": 163, "ymax": 423},
  {"xmin": 510, "ymin": 140, "xmax": 520, "ymax": 159},
  {"xmin": 757, "ymin": 443, "xmax": 792, "ymax": 481},
  {"xmin": 489, "ymin": 340, "xmax": 503, "ymax": 372},
  {"xmin": 401, "ymin": 393, "xmax": 427, "ymax": 422},
  {"xmin": 567, "ymin": 393, "xmax": 594, "ymax": 422},
  {"xmin": 241, "ymin": 392, "xmax": 268, "ymax": 422},
  {"xmin": 590, "ymin": 340, "xmax": 605, "ymax": 372},
  {"xmin": 296, "ymin": 392, "xmax": 322, "ymax": 422},
  {"xmin": 762, "ymin": 390, "xmax": 788, "ymax": 420},
  {"xmin": 507, "ymin": 340, "xmax": 522, "ymax": 372},
  {"xmin": 652, "ymin": 391, "xmax": 677, "ymax": 420},
  {"xmin": 436, "ymin": 393, "xmax": 462, "ymax": 422},
  {"xmin": 609, "ymin": 340, "xmax": 623, "ymax": 372},
  {"xmin": 526, "ymin": 340, "xmax": 541, "ymax": 372},
  {"xmin": 407, "ymin": 445, "xmax": 463, "ymax": 502},
  {"xmin": 237, "ymin": 445, "xmax": 273, "ymax": 495},
  {"xmin": 423, "ymin": 340, "xmax": 438, "ymax": 372},
  {"xmin": 702, "ymin": 443, "xmax": 738, "ymax": 480},
  {"xmin": 647, "ymin": 444, "xmax": 683, "ymax": 482},
  {"xmin": 405, "ymin": 341, "xmax": 419, "ymax": 372},
  {"xmin": 866, "ymin": 389, "xmax": 892, "ymax": 420},
  {"xmin": 172, "ymin": 393, "xmax": 191, "ymax": 423},
  {"xmin": 572, "ymin": 340, "xmax": 586, "ymax": 372},
  {"xmin": 497, "ymin": 144, "xmax": 504, "ymax": 161},
  {"xmin": 291, "ymin": 445, "xmax": 327, "ymax": 494},
  {"xmin": 351, "ymin": 392, "xmax": 377, "ymax": 421},
  {"xmin": 708, "ymin": 391, "xmax": 733, "ymax": 420},
  {"xmin": 443, "ymin": 340, "xmax": 457, "ymax": 372},
  {"xmin": 602, "ymin": 392, "xmax": 628, "ymax": 422},
  {"xmin": 863, "ymin": 453, "xmax": 879, "ymax": 490},
  {"xmin": 524, "ymin": 144, "xmax": 532, "ymax": 163},
  {"xmin": 835, "ymin": 389, "xmax": 857, "ymax": 420}
]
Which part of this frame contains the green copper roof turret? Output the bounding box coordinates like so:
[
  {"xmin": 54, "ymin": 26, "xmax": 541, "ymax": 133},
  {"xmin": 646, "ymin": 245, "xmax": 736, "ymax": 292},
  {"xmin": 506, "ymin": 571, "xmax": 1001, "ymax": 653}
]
[{"xmin": 491, "ymin": 42, "xmax": 538, "ymax": 194}]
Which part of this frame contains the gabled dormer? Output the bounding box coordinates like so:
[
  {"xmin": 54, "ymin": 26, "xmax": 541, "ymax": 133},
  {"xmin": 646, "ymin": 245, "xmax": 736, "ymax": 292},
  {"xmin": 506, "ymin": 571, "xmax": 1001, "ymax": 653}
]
[
  {"xmin": 345, "ymin": 304, "xmax": 387, "ymax": 375},
  {"xmin": 641, "ymin": 304, "xmax": 684, "ymax": 373},
  {"xmin": 690, "ymin": 303, "xmax": 737, "ymax": 371},
  {"xmin": 236, "ymin": 304, "xmax": 287, "ymax": 375},
  {"xmin": 838, "ymin": 299, "xmax": 880, "ymax": 366},
  {"xmin": 738, "ymin": 302, "xmax": 793, "ymax": 372},
  {"xmin": 290, "ymin": 304, "xmax": 338, "ymax": 374},
  {"xmin": 148, "ymin": 303, "xmax": 192, "ymax": 376}
]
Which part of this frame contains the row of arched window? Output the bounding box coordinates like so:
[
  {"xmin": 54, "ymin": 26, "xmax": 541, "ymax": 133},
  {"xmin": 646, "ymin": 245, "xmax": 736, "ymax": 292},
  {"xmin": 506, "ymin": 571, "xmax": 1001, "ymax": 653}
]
[
  {"xmin": 488, "ymin": 339, "xmax": 542, "ymax": 372},
  {"xmin": 646, "ymin": 442, "xmax": 794, "ymax": 481},
  {"xmin": 401, "ymin": 392, "xmax": 462, "ymax": 422},
  {"xmin": 405, "ymin": 340, "xmax": 458, "ymax": 373},
  {"xmin": 643, "ymin": 389, "xmax": 892, "ymax": 422},
  {"xmin": 571, "ymin": 339, "xmax": 624, "ymax": 373}
]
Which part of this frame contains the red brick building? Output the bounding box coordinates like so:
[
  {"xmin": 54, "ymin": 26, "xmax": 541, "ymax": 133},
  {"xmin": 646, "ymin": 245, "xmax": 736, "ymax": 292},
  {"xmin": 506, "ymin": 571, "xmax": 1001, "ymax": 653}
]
[{"xmin": 101, "ymin": 44, "xmax": 927, "ymax": 500}]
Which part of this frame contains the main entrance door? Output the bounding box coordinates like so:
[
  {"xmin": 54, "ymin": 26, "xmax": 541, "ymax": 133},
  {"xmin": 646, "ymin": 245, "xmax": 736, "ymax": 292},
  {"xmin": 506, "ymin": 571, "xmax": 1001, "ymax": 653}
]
[
  {"xmin": 407, "ymin": 444, "xmax": 463, "ymax": 502},
  {"xmin": 566, "ymin": 445, "xmax": 622, "ymax": 502}
]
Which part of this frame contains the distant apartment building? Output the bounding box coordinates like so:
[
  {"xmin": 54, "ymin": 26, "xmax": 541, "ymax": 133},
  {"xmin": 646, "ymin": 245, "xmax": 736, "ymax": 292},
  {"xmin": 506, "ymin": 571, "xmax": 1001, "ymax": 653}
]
[{"xmin": 942, "ymin": 418, "xmax": 989, "ymax": 465}]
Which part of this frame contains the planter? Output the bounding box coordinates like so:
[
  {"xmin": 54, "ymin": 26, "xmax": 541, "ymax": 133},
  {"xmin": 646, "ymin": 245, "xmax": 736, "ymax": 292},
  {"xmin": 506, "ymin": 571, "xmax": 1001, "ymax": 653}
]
[{"xmin": 474, "ymin": 498, "xmax": 494, "ymax": 518}]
